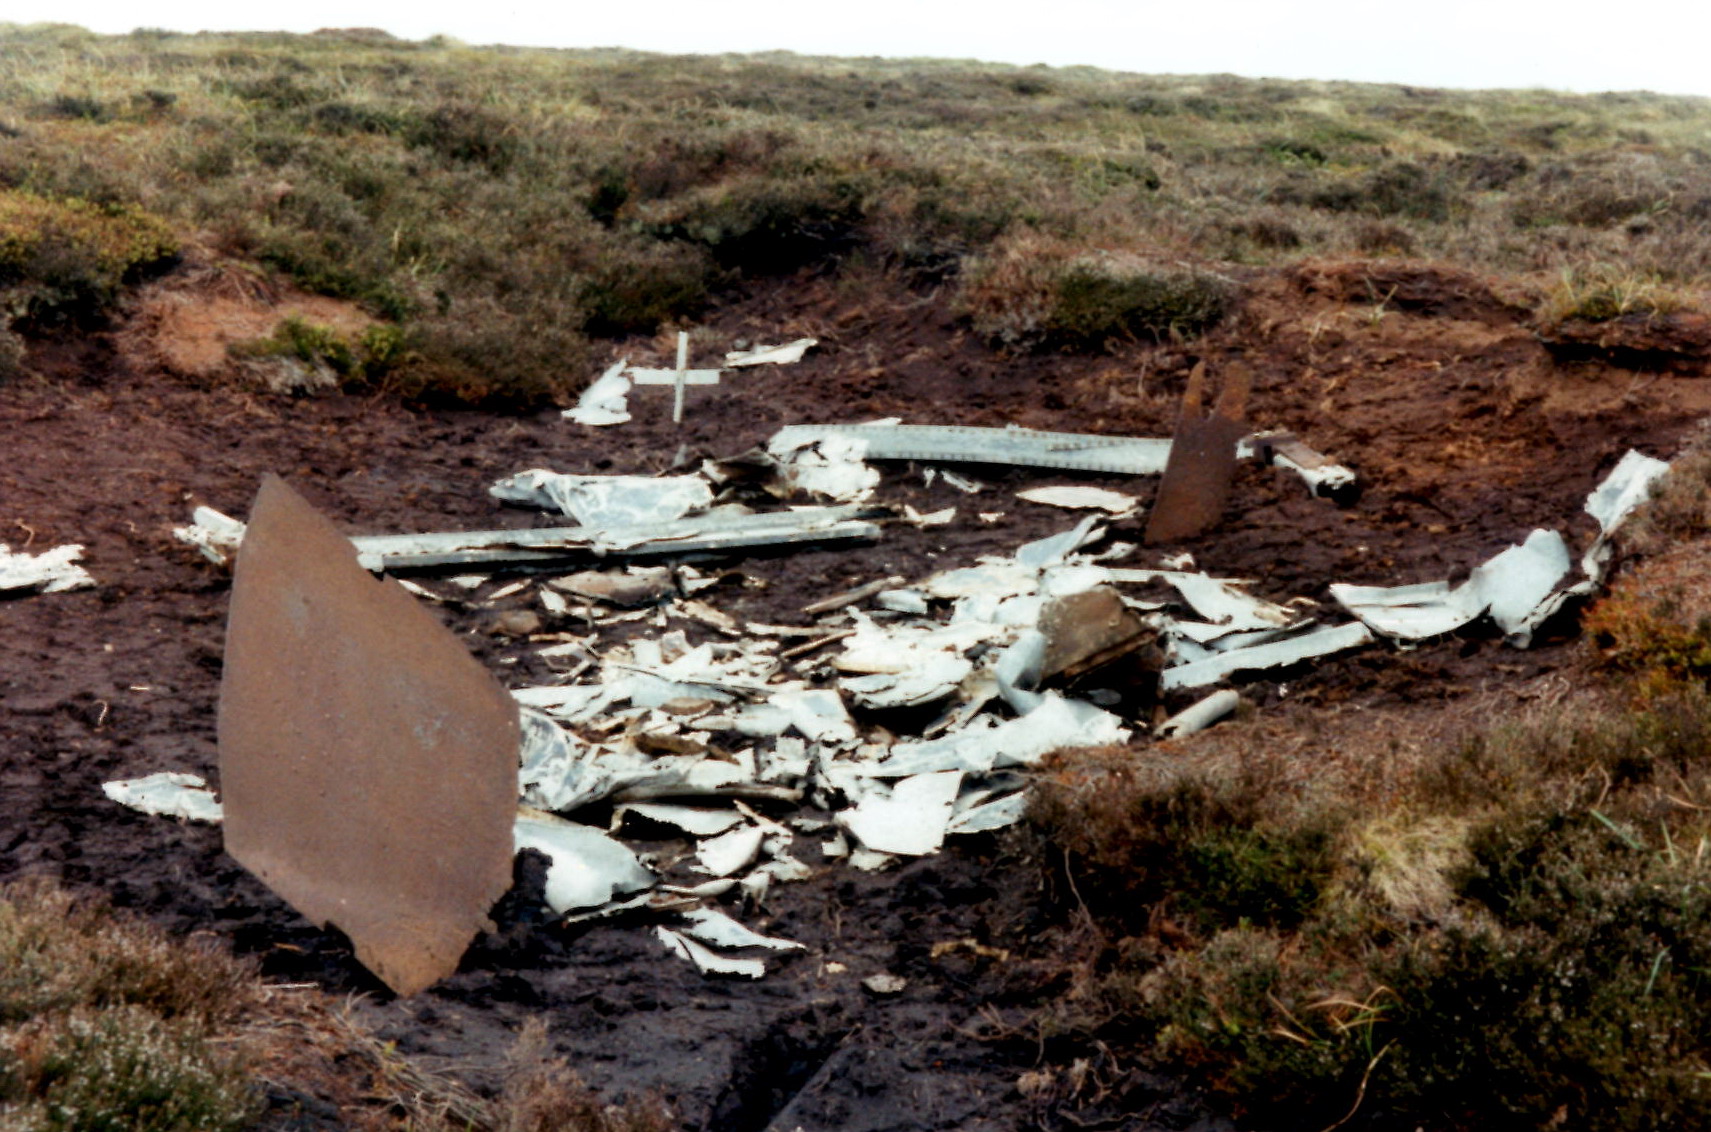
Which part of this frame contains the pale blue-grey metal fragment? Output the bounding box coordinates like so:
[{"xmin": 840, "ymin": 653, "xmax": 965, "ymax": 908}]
[
  {"xmin": 102, "ymin": 772, "xmax": 224, "ymax": 823},
  {"xmin": 0, "ymin": 542, "xmax": 94, "ymax": 595},
  {"xmin": 513, "ymin": 808, "xmax": 655, "ymax": 915},
  {"xmin": 349, "ymin": 507, "xmax": 881, "ymax": 571},
  {"xmin": 562, "ymin": 358, "xmax": 631, "ymax": 427},
  {"xmin": 1330, "ymin": 528, "xmax": 1572, "ymax": 645},
  {"xmin": 488, "ymin": 470, "xmax": 712, "ymax": 527},
  {"xmin": 1160, "ymin": 621, "xmax": 1375, "ymax": 691},
  {"xmin": 179, "ymin": 504, "xmax": 880, "ymax": 573},
  {"xmin": 1156, "ymin": 689, "xmax": 1243, "ymax": 740},
  {"xmin": 769, "ymin": 424, "xmax": 1172, "ymax": 475}
]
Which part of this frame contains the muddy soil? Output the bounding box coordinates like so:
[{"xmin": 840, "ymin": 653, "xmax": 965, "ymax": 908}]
[{"xmin": 3, "ymin": 260, "xmax": 1707, "ymax": 1130}]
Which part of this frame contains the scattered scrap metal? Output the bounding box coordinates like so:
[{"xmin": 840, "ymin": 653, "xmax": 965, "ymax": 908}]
[{"xmin": 126, "ymin": 387, "xmax": 1672, "ymax": 994}]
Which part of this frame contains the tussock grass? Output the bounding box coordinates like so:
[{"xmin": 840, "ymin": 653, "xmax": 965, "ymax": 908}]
[{"xmin": 1536, "ymin": 262, "xmax": 1691, "ymax": 325}]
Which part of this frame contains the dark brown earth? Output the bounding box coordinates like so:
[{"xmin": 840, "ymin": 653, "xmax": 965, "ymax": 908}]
[{"xmin": 3, "ymin": 260, "xmax": 1709, "ymax": 1130}]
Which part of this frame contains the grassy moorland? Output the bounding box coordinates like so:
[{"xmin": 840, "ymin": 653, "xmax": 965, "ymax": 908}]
[
  {"xmin": 2, "ymin": 22, "xmax": 1711, "ymax": 398},
  {"xmin": 8, "ymin": 24, "xmax": 1711, "ymax": 1131}
]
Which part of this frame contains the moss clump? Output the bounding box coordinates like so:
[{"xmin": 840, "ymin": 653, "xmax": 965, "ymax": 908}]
[
  {"xmin": 0, "ymin": 190, "xmax": 178, "ymax": 321},
  {"xmin": 230, "ymin": 316, "xmax": 410, "ymax": 390},
  {"xmin": 1049, "ymin": 254, "xmax": 1233, "ymax": 345}
]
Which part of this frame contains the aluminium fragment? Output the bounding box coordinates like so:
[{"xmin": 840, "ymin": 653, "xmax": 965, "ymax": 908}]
[
  {"xmin": 769, "ymin": 424, "xmax": 1172, "ymax": 475},
  {"xmin": 1160, "ymin": 621, "xmax": 1375, "ymax": 691}
]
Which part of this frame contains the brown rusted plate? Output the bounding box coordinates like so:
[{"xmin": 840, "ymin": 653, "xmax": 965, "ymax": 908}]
[
  {"xmin": 1144, "ymin": 361, "xmax": 1252, "ymax": 544},
  {"xmin": 218, "ymin": 475, "xmax": 519, "ymax": 997},
  {"xmin": 1038, "ymin": 586, "xmax": 1156, "ymax": 684}
]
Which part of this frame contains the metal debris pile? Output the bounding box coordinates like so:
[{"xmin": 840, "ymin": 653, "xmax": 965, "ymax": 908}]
[{"xmin": 116, "ymin": 399, "xmax": 1672, "ymax": 991}]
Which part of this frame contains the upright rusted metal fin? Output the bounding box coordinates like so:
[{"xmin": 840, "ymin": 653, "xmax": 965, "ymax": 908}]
[
  {"xmin": 1144, "ymin": 361, "xmax": 1252, "ymax": 544},
  {"xmin": 218, "ymin": 475, "xmax": 519, "ymax": 997}
]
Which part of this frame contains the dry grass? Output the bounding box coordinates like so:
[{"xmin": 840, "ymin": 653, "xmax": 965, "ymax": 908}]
[
  {"xmin": 0, "ymin": 880, "xmax": 671, "ymax": 1132},
  {"xmin": 1535, "ymin": 262, "xmax": 1692, "ymax": 325}
]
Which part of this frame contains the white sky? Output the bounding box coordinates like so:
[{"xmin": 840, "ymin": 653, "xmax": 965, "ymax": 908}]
[{"xmin": 18, "ymin": 1, "xmax": 1711, "ymax": 99}]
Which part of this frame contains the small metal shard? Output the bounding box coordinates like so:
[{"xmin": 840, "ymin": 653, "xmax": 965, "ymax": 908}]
[
  {"xmin": 103, "ymin": 772, "xmax": 224, "ymax": 823},
  {"xmin": 513, "ymin": 809, "xmax": 655, "ymax": 915},
  {"xmin": 1156, "ymin": 689, "xmax": 1243, "ymax": 740},
  {"xmin": 1015, "ymin": 485, "xmax": 1140, "ymax": 514},
  {"xmin": 0, "ymin": 542, "xmax": 95, "ymax": 596},
  {"xmin": 1160, "ymin": 621, "xmax": 1374, "ymax": 691},
  {"xmin": 1145, "ymin": 361, "xmax": 1252, "ymax": 544},
  {"xmin": 725, "ymin": 338, "xmax": 817, "ymax": 367},
  {"xmin": 218, "ymin": 476, "xmax": 520, "ymax": 997},
  {"xmin": 1245, "ymin": 433, "xmax": 1360, "ymax": 503},
  {"xmin": 563, "ymin": 358, "xmax": 632, "ymax": 427}
]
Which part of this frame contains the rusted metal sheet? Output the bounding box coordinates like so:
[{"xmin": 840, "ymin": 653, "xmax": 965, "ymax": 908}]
[
  {"xmin": 1145, "ymin": 361, "xmax": 1251, "ymax": 544},
  {"xmin": 1037, "ymin": 586, "xmax": 1156, "ymax": 683},
  {"xmin": 218, "ymin": 476, "xmax": 519, "ymax": 997}
]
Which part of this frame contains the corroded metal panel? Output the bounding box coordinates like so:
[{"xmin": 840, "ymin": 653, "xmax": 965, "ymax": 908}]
[
  {"xmin": 1145, "ymin": 362, "xmax": 1252, "ymax": 544},
  {"xmin": 218, "ymin": 475, "xmax": 519, "ymax": 996},
  {"xmin": 1037, "ymin": 586, "xmax": 1156, "ymax": 684}
]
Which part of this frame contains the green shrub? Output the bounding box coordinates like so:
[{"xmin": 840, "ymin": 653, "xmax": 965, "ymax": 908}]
[
  {"xmin": 1277, "ymin": 160, "xmax": 1458, "ymax": 222},
  {"xmin": 579, "ymin": 238, "xmax": 714, "ymax": 335},
  {"xmin": 1024, "ymin": 693, "xmax": 1711, "ymax": 1130},
  {"xmin": 0, "ymin": 882, "xmax": 258, "ymax": 1132},
  {"xmin": 0, "ymin": 190, "xmax": 178, "ymax": 321},
  {"xmin": 1029, "ymin": 750, "xmax": 1339, "ymax": 936},
  {"xmin": 633, "ymin": 172, "xmax": 871, "ymax": 273},
  {"xmin": 1050, "ymin": 254, "xmax": 1234, "ymax": 345},
  {"xmin": 1620, "ymin": 444, "xmax": 1711, "ymax": 551},
  {"xmin": 958, "ymin": 235, "xmax": 1234, "ymax": 350},
  {"xmin": 1139, "ymin": 927, "xmax": 1383, "ymax": 1119},
  {"xmin": 406, "ymin": 102, "xmax": 520, "ymax": 174},
  {"xmin": 0, "ymin": 323, "xmax": 26, "ymax": 380}
]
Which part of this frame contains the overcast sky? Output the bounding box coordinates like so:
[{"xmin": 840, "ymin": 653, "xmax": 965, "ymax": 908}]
[{"xmin": 21, "ymin": 1, "xmax": 1711, "ymax": 98}]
